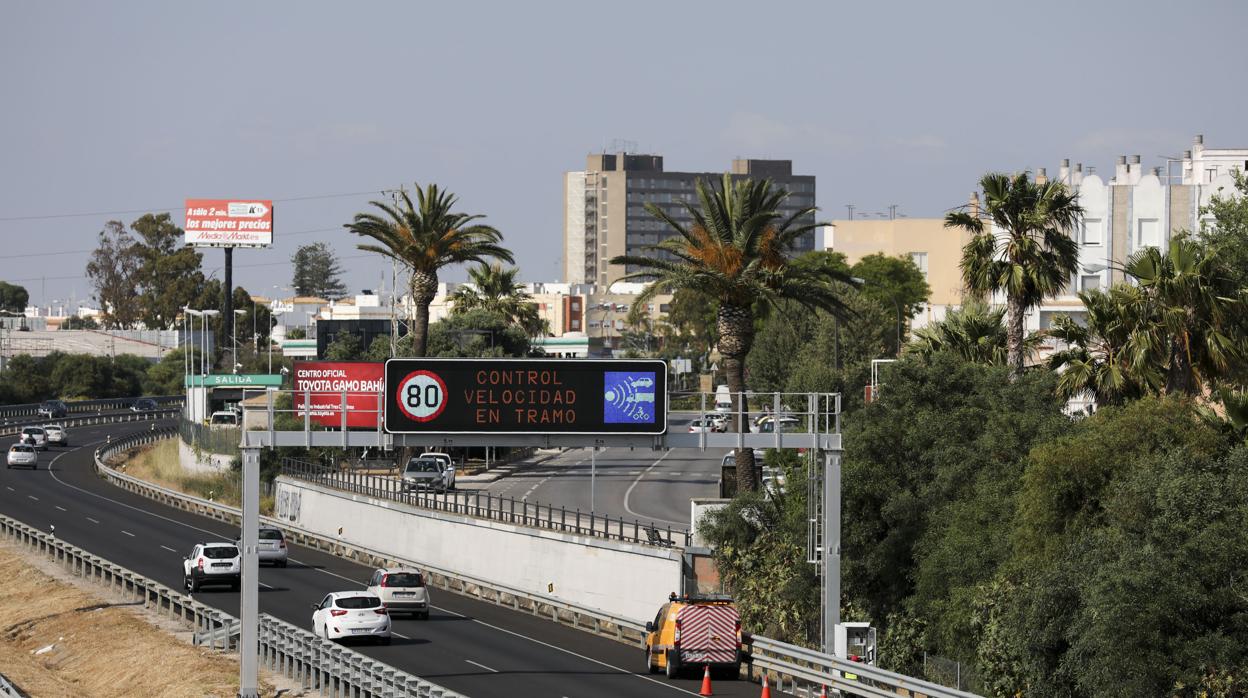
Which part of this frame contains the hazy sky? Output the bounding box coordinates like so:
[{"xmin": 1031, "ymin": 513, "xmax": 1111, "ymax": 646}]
[{"xmin": 3, "ymin": 1, "xmax": 1245, "ymax": 309}]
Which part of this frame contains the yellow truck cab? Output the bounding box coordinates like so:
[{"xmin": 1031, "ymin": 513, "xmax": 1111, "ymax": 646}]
[{"xmin": 644, "ymin": 593, "xmax": 743, "ymax": 679}]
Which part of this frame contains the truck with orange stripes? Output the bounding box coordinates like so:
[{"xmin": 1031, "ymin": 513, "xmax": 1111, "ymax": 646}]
[{"xmin": 644, "ymin": 593, "xmax": 744, "ymax": 679}]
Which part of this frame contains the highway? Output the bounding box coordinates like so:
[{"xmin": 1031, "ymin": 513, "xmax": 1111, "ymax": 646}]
[
  {"xmin": 0, "ymin": 419, "xmax": 772, "ymax": 697},
  {"xmin": 475, "ymin": 444, "xmax": 730, "ymax": 530}
]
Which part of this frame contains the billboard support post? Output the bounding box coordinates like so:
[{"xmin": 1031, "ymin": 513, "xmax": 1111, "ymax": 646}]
[{"xmin": 223, "ymin": 247, "xmax": 233, "ymax": 372}]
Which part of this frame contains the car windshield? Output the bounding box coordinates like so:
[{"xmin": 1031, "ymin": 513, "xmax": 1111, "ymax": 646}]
[
  {"xmin": 406, "ymin": 459, "xmax": 441, "ymax": 473},
  {"xmin": 202, "ymin": 546, "xmax": 238, "ymax": 559},
  {"xmin": 136, "ymin": 399, "xmax": 155, "ymax": 408},
  {"xmin": 335, "ymin": 595, "xmax": 381, "ymax": 609},
  {"xmin": 210, "ymin": 414, "xmax": 235, "ymax": 424},
  {"xmin": 258, "ymin": 529, "xmax": 283, "ymax": 540},
  {"xmin": 384, "ymin": 572, "xmax": 424, "ymax": 587}
]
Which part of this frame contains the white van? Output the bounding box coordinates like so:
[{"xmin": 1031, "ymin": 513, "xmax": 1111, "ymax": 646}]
[{"xmin": 713, "ymin": 385, "xmax": 734, "ymax": 414}]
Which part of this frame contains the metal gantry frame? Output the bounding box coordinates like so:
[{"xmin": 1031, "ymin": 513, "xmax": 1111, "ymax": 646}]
[{"xmin": 233, "ymin": 390, "xmax": 844, "ymax": 696}]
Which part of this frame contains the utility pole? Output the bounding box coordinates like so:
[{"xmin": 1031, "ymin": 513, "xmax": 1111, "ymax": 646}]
[
  {"xmin": 845, "ymin": 204, "xmax": 855, "ymax": 221},
  {"xmin": 223, "ymin": 247, "xmax": 233, "ymax": 374},
  {"xmin": 239, "ymin": 445, "xmax": 260, "ymax": 698}
]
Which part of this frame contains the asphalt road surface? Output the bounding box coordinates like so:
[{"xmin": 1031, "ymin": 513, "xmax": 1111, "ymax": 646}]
[
  {"xmin": 475, "ymin": 445, "xmax": 731, "ymax": 531},
  {"xmin": 0, "ymin": 419, "xmax": 773, "ymax": 698}
]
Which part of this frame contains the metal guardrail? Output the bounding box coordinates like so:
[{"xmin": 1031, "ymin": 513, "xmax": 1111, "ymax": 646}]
[
  {"xmin": 280, "ymin": 457, "xmax": 689, "ymax": 548},
  {"xmin": 96, "ymin": 430, "xmax": 977, "ymax": 697},
  {"xmin": 0, "ymin": 408, "xmax": 181, "ymax": 438},
  {"xmin": 0, "ymin": 672, "xmax": 23, "ymax": 698},
  {"xmin": 0, "ymin": 503, "xmax": 464, "ymax": 697},
  {"xmin": 0, "ymin": 395, "xmax": 183, "ymax": 421}
]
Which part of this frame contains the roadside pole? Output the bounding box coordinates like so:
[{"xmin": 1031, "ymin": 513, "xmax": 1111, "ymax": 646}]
[
  {"xmin": 239, "ymin": 446, "xmax": 260, "ymax": 698},
  {"xmin": 822, "ymin": 449, "xmax": 841, "ymax": 655}
]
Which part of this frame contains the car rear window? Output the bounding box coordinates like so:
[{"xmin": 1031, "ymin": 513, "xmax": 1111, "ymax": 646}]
[
  {"xmin": 258, "ymin": 529, "xmax": 283, "ymax": 540},
  {"xmin": 22, "ymin": 428, "xmax": 43, "ymax": 434},
  {"xmin": 336, "ymin": 596, "xmax": 381, "ymax": 609},
  {"xmin": 202, "ymin": 546, "xmax": 239, "ymax": 559},
  {"xmin": 384, "ymin": 572, "xmax": 424, "ymax": 588},
  {"xmin": 11, "ymin": 445, "xmax": 33, "ymax": 453}
]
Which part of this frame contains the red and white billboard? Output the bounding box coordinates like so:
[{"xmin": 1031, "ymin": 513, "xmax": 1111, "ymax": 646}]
[
  {"xmin": 185, "ymin": 199, "xmax": 273, "ymax": 248},
  {"xmin": 293, "ymin": 361, "xmax": 384, "ymax": 428}
]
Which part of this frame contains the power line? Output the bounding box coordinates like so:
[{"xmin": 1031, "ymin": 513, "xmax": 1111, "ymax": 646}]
[
  {"xmin": 0, "ymin": 227, "xmax": 343, "ymax": 259},
  {"xmin": 3, "ymin": 253, "xmax": 380, "ymax": 284},
  {"xmin": 0, "ymin": 190, "xmax": 386, "ymax": 223}
]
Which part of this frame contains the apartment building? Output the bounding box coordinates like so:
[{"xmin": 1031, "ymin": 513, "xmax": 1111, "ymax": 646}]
[{"xmin": 564, "ymin": 153, "xmax": 817, "ymax": 287}]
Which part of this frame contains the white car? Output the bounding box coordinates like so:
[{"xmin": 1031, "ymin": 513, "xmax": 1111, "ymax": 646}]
[
  {"xmin": 366, "ymin": 567, "xmax": 431, "ymax": 619},
  {"xmin": 421, "ymin": 452, "xmax": 456, "ymax": 490},
  {"xmin": 688, "ymin": 418, "xmax": 717, "ymax": 434},
  {"xmin": 236, "ymin": 526, "xmax": 288, "ymax": 567},
  {"xmin": 19, "ymin": 427, "xmax": 47, "ymax": 451},
  {"xmin": 7, "ymin": 444, "xmax": 37, "ymax": 469},
  {"xmin": 311, "ymin": 591, "xmax": 392, "ymax": 644},
  {"xmin": 42, "ymin": 424, "xmax": 68, "ymax": 447},
  {"xmin": 183, "ymin": 542, "xmax": 241, "ymax": 592}
]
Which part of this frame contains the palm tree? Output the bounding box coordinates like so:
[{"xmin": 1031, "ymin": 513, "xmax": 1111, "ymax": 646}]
[
  {"xmin": 346, "ymin": 184, "xmax": 513, "ymax": 356},
  {"xmin": 450, "ymin": 262, "xmax": 547, "ymax": 336},
  {"xmin": 610, "ymin": 174, "xmax": 854, "ymax": 493},
  {"xmin": 1124, "ymin": 237, "xmax": 1243, "ymax": 395},
  {"xmin": 907, "ymin": 300, "xmax": 1039, "ymax": 365},
  {"xmin": 945, "ymin": 172, "xmax": 1083, "ymax": 379},
  {"xmin": 1046, "ymin": 285, "xmax": 1162, "ymax": 405}
]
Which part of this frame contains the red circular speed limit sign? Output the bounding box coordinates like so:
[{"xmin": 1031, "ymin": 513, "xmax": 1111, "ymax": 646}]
[{"xmin": 394, "ymin": 370, "xmax": 449, "ymax": 423}]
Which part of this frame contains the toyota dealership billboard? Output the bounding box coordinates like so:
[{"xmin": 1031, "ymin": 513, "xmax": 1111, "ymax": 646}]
[
  {"xmin": 293, "ymin": 361, "xmax": 384, "ymax": 428},
  {"xmin": 184, "ymin": 199, "xmax": 273, "ymax": 248}
]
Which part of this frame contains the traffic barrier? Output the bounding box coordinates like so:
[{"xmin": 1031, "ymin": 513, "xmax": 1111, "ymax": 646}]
[
  {"xmin": 0, "ymin": 408, "xmax": 181, "ymax": 438},
  {"xmin": 759, "ymin": 675, "xmax": 771, "ymax": 697},
  {"xmin": 700, "ymin": 664, "xmax": 714, "ymax": 696},
  {"xmin": 0, "ymin": 512, "xmax": 465, "ymax": 698},
  {"xmin": 0, "ymin": 395, "xmax": 183, "ymax": 421}
]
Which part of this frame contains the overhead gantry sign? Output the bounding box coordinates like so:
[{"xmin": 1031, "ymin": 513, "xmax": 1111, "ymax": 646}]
[{"xmin": 383, "ymin": 358, "xmax": 669, "ymax": 435}]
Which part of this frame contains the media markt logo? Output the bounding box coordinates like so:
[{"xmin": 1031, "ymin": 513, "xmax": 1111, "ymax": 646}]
[{"xmin": 602, "ymin": 372, "xmax": 656, "ymax": 424}]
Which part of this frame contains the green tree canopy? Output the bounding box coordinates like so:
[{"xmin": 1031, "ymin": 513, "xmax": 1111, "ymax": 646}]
[
  {"xmin": 946, "ymin": 172, "xmax": 1083, "ymax": 378},
  {"xmin": 346, "ymin": 184, "xmax": 513, "ymax": 357},
  {"xmin": 449, "ymin": 263, "xmax": 545, "ymax": 336},
  {"xmin": 291, "ymin": 242, "xmax": 348, "ymax": 300},
  {"xmin": 611, "ymin": 174, "xmax": 853, "ymax": 493},
  {"xmin": 0, "ymin": 281, "xmax": 29, "ymax": 313},
  {"xmin": 85, "ymin": 221, "xmax": 142, "ymax": 329},
  {"xmin": 849, "ymin": 253, "xmax": 931, "ymax": 355},
  {"xmin": 131, "ymin": 213, "xmax": 206, "ymax": 330}
]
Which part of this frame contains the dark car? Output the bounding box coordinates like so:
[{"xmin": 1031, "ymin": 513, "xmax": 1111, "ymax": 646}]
[
  {"xmin": 131, "ymin": 398, "xmax": 159, "ymax": 412},
  {"xmin": 38, "ymin": 400, "xmax": 68, "ymax": 419}
]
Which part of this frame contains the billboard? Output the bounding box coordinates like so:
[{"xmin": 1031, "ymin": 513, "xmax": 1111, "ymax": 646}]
[
  {"xmin": 293, "ymin": 361, "xmax": 384, "ymax": 428},
  {"xmin": 384, "ymin": 358, "xmax": 668, "ymax": 435},
  {"xmin": 185, "ymin": 199, "xmax": 273, "ymax": 248}
]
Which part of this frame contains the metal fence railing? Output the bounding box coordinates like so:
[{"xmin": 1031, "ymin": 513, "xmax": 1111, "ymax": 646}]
[
  {"xmin": 0, "ymin": 395, "xmax": 183, "ymax": 421},
  {"xmin": 179, "ymin": 418, "xmax": 241, "ymax": 458},
  {"xmin": 0, "ymin": 672, "xmax": 21, "ymax": 697},
  {"xmin": 280, "ymin": 457, "xmax": 690, "ymax": 548},
  {"xmin": 2, "ymin": 491, "xmax": 464, "ymax": 696},
  {"xmin": 0, "ymin": 408, "xmax": 179, "ymax": 438}
]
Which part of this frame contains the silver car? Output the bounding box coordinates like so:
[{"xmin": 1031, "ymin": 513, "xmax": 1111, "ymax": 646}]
[
  {"xmin": 366, "ymin": 567, "xmax": 431, "ymax": 619},
  {"xmin": 401, "ymin": 457, "xmax": 446, "ymax": 493},
  {"xmin": 19, "ymin": 426, "xmax": 47, "ymax": 451},
  {"xmin": 238, "ymin": 526, "xmax": 288, "ymax": 567},
  {"xmin": 43, "ymin": 424, "xmax": 68, "ymax": 447},
  {"xmin": 7, "ymin": 444, "xmax": 37, "ymax": 469}
]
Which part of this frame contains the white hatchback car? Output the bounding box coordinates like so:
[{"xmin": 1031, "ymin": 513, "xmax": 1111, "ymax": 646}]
[
  {"xmin": 421, "ymin": 452, "xmax": 456, "ymax": 490},
  {"xmin": 19, "ymin": 427, "xmax": 47, "ymax": 451},
  {"xmin": 7, "ymin": 444, "xmax": 37, "ymax": 469},
  {"xmin": 182, "ymin": 542, "xmax": 241, "ymax": 592},
  {"xmin": 366, "ymin": 568, "xmax": 431, "ymax": 619},
  {"xmin": 42, "ymin": 424, "xmax": 68, "ymax": 447},
  {"xmin": 311, "ymin": 591, "xmax": 392, "ymax": 644}
]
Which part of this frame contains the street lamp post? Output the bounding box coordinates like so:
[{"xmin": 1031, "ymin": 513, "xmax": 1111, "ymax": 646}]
[
  {"xmin": 233, "ymin": 309, "xmax": 247, "ymax": 373},
  {"xmin": 268, "ymin": 311, "xmax": 284, "ymax": 374},
  {"xmin": 201, "ymin": 310, "xmax": 220, "ymax": 375}
]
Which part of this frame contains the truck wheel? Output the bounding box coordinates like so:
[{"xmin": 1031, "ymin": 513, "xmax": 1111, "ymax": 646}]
[
  {"xmin": 645, "ymin": 649, "xmax": 659, "ymax": 674},
  {"xmin": 665, "ymin": 650, "xmax": 680, "ymax": 678}
]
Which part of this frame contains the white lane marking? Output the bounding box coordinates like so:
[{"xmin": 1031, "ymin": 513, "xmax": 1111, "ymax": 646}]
[
  {"xmin": 161, "ymin": 545, "xmax": 178, "ymax": 553},
  {"xmin": 259, "ymin": 581, "xmax": 275, "ymax": 590},
  {"xmin": 27, "ymin": 495, "xmax": 38, "ymax": 501},
  {"xmin": 121, "ymin": 530, "xmax": 135, "ymax": 537},
  {"xmin": 393, "ymin": 632, "xmax": 411, "ymax": 639},
  {"xmin": 622, "ymin": 451, "xmax": 687, "ymax": 527},
  {"xmin": 45, "ymin": 433, "xmax": 700, "ymax": 695},
  {"xmin": 466, "ymin": 659, "xmax": 499, "ymax": 673},
  {"xmin": 86, "ymin": 517, "xmax": 100, "ymax": 524},
  {"xmin": 4, "ymin": 486, "xmax": 13, "ymax": 492},
  {"xmin": 55, "ymin": 505, "xmax": 67, "ymax": 512}
]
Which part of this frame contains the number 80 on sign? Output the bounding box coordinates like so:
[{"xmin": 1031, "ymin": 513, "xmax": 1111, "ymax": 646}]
[{"xmin": 394, "ymin": 370, "xmax": 448, "ymax": 422}]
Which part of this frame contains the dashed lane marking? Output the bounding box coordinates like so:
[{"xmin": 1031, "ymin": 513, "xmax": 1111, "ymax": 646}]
[
  {"xmin": 121, "ymin": 530, "xmax": 135, "ymax": 537},
  {"xmin": 466, "ymin": 659, "xmax": 499, "ymax": 673},
  {"xmin": 27, "ymin": 495, "xmax": 38, "ymax": 501},
  {"xmin": 86, "ymin": 517, "xmax": 100, "ymax": 524},
  {"xmin": 161, "ymin": 545, "xmax": 178, "ymax": 553},
  {"xmin": 4, "ymin": 486, "xmax": 13, "ymax": 492},
  {"xmin": 55, "ymin": 505, "xmax": 67, "ymax": 512}
]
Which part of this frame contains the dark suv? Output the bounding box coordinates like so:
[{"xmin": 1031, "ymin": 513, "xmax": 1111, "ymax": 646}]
[
  {"xmin": 38, "ymin": 400, "xmax": 68, "ymax": 419},
  {"xmin": 131, "ymin": 398, "xmax": 159, "ymax": 412}
]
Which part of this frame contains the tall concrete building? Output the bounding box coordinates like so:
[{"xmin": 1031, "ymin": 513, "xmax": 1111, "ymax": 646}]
[{"xmin": 563, "ymin": 153, "xmax": 817, "ymax": 286}]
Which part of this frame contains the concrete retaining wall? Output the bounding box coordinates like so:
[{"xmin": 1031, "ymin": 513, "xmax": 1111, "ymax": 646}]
[
  {"xmin": 177, "ymin": 438, "xmax": 233, "ymax": 473},
  {"xmin": 274, "ymin": 476, "xmax": 683, "ymax": 622}
]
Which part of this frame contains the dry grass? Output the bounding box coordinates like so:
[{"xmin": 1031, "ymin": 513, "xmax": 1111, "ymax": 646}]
[
  {"xmin": 118, "ymin": 439, "xmax": 274, "ymax": 515},
  {"xmin": 0, "ymin": 543, "xmax": 273, "ymax": 697}
]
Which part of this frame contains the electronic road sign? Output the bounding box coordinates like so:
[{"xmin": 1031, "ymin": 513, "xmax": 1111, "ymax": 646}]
[{"xmin": 384, "ymin": 358, "xmax": 668, "ymax": 435}]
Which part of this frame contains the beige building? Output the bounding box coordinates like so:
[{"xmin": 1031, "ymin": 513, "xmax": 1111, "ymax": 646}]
[
  {"xmin": 826, "ymin": 218, "xmax": 969, "ymax": 327},
  {"xmin": 564, "ymin": 153, "xmax": 817, "ymax": 287}
]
